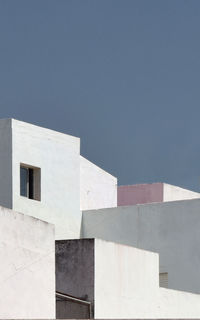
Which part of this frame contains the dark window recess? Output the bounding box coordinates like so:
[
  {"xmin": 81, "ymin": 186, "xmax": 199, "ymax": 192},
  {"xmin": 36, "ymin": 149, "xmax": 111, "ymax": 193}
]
[
  {"xmin": 28, "ymin": 168, "xmax": 34, "ymax": 199},
  {"xmin": 20, "ymin": 167, "xmax": 28, "ymax": 197},
  {"xmin": 20, "ymin": 165, "xmax": 41, "ymax": 201}
]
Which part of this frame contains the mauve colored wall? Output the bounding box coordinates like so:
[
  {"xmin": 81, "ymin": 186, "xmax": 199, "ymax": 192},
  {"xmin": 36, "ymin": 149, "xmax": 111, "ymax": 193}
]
[{"xmin": 117, "ymin": 183, "xmax": 163, "ymax": 206}]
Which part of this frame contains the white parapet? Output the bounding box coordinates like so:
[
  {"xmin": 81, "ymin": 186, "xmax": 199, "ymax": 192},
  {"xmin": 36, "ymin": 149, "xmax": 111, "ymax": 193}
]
[
  {"xmin": 0, "ymin": 205, "xmax": 55, "ymax": 319},
  {"xmin": 163, "ymin": 183, "xmax": 200, "ymax": 202}
]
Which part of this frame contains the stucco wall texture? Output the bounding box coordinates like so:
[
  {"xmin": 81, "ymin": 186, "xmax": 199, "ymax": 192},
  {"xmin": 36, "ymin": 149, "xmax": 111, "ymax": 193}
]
[
  {"xmin": 56, "ymin": 239, "xmax": 94, "ymax": 318},
  {"xmin": 0, "ymin": 205, "xmax": 55, "ymax": 319},
  {"xmin": 56, "ymin": 239, "xmax": 94, "ymax": 304}
]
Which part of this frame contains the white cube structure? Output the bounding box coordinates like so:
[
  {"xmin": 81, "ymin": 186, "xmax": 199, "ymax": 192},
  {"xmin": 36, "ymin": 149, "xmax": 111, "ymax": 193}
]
[
  {"xmin": 0, "ymin": 118, "xmax": 81, "ymax": 239},
  {"xmin": 0, "ymin": 205, "xmax": 55, "ymax": 319}
]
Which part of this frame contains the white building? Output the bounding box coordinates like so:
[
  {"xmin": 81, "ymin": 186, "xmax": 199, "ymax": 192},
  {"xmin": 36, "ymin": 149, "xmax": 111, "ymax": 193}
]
[
  {"xmin": 0, "ymin": 118, "xmax": 117, "ymax": 240},
  {"xmin": 1, "ymin": 118, "xmax": 200, "ymax": 319}
]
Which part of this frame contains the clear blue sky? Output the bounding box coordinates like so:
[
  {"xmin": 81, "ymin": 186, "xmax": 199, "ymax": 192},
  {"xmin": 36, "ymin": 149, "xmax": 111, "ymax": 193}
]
[{"xmin": 0, "ymin": 0, "xmax": 200, "ymax": 191}]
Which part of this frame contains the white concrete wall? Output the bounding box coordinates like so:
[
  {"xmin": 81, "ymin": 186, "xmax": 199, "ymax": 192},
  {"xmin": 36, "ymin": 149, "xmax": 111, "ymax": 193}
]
[
  {"xmin": 80, "ymin": 156, "xmax": 117, "ymax": 210},
  {"xmin": 11, "ymin": 119, "xmax": 81, "ymax": 240},
  {"xmin": 0, "ymin": 205, "xmax": 55, "ymax": 319},
  {"xmin": 94, "ymin": 238, "xmax": 200, "ymax": 319},
  {"xmin": 159, "ymin": 288, "xmax": 200, "ymax": 318},
  {"xmin": 0, "ymin": 119, "xmax": 12, "ymax": 208},
  {"xmin": 82, "ymin": 199, "xmax": 200, "ymax": 295},
  {"xmin": 95, "ymin": 239, "xmax": 159, "ymax": 318},
  {"xmin": 163, "ymin": 183, "xmax": 200, "ymax": 202}
]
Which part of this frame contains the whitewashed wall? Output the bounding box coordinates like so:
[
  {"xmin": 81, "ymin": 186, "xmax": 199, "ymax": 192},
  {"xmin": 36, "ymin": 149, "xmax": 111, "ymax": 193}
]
[
  {"xmin": 11, "ymin": 119, "xmax": 81, "ymax": 240},
  {"xmin": 163, "ymin": 183, "xmax": 200, "ymax": 202},
  {"xmin": 94, "ymin": 239, "xmax": 200, "ymax": 319},
  {"xmin": 95, "ymin": 239, "xmax": 159, "ymax": 318},
  {"xmin": 0, "ymin": 205, "xmax": 55, "ymax": 319},
  {"xmin": 159, "ymin": 288, "xmax": 200, "ymax": 318},
  {"xmin": 80, "ymin": 156, "xmax": 117, "ymax": 210}
]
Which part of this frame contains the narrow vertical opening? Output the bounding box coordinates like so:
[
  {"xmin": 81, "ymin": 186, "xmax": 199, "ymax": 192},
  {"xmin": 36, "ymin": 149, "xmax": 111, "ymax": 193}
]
[{"xmin": 28, "ymin": 168, "xmax": 34, "ymax": 199}]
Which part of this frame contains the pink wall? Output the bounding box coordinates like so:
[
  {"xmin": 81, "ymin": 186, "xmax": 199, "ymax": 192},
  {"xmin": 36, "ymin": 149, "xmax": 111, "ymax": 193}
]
[{"xmin": 117, "ymin": 183, "xmax": 163, "ymax": 206}]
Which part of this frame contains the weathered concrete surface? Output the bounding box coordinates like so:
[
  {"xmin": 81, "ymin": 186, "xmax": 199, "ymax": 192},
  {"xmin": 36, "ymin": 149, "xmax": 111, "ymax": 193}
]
[
  {"xmin": 56, "ymin": 239, "xmax": 94, "ymax": 318},
  {"xmin": 11, "ymin": 119, "xmax": 81, "ymax": 240},
  {"xmin": 80, "ymin": 156, "xmax": 117, "ymax": 211},
  {"xmin": 56, "ymin": 299, "xmax": 90, "ymax": 319},
  {"xmin": 82, "ymin": 198, "xmax": 200, "ymax": 295},
  {"xmin": 0, "ymin": 205, "xmax": 55, "ymax": 319}
]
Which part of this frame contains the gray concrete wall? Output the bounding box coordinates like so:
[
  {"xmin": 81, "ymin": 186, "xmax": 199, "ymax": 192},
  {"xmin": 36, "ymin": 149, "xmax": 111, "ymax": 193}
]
[
  {"xmin": 0, "ymin": 119, "xmax": 12, "ymax": 208},
  {"xmin": 56, "ymin": 299, "xmax": 90, "ymax": 319},
  {"xmin": 56, "ymin": 239, "xmax": 94, "ymax": 317},
  {"xmin": 0, "ymin": 205, "xmax": 55, "ymax": 319},
  {"xmin": 82, "ymin": 198, "xmax": 200, "ymax": 294}
]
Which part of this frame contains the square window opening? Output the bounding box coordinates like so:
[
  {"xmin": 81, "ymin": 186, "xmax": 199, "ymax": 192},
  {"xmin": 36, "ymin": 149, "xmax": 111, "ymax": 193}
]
[{"xmin": 20, "ymin": 164, "xmax": 41, "ymax": 201}]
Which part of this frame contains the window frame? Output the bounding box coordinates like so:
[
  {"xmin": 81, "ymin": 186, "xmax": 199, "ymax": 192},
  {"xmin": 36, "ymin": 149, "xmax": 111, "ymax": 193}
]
[{"xmin": 20, "ymin": 164, "xmax": 41, "ymax": 201}]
